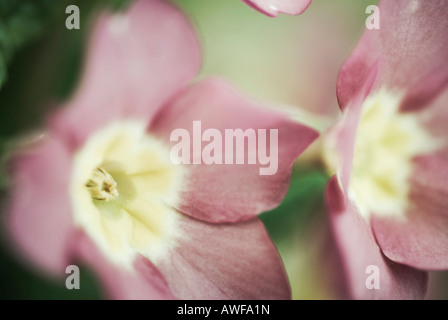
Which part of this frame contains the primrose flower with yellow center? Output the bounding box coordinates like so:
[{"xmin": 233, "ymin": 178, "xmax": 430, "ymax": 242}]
[
  {"xmin": 6, "ymin": 0, "xmax": 318, "ymax": 299},
  {"xmin": 324, "ymin": 0, "xmax": 448, "ymax": 299}
]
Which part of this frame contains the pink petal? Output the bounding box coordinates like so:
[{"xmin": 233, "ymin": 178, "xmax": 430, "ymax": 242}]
[
  {"xmin": 150, "ymin": 78, "xmax": 318, "ymax": 223},
  {"xmin": 400, "ymin": 67, "xmax": 448, "ymax": 113},
  {"xmin": 157, "ymin": 214, "xmax": 290, "ymax": 299},
  {"xmin": 74, "ymin": 230, "xmax": 175, "ymax": 299},
  {"xmin": 326, "ymin": 176, "xmax": 428, "ymax": 299},
  {"xmin": 242, "ymin": 0, "xmax": 311, "ymax": 17},
  {"xmin": 372, "ymin": 155, "xmax": 448, "ymax": 270},
  {"xmin": 334, "ymin": 66, "xmax": 377, "ymax": 192},
  {"xmin": 6, "ymin": 136, "xmax": 74, "ymax": 274},
  {"xmin": 73, "ymin": 207, "xmax": 289, "ymax": 300},
  {"xmin": 50, "ymin": 0, "xmax": 201, "ymax": 149},
  {"xmin": 418, "ymin": 90, "xmax": 448, "ymax": 153},
  {"xmin": 337, "ymin": 0, "xmax": 448, "ymax": 110}
]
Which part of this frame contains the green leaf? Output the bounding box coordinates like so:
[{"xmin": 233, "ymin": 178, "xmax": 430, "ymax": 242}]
[{"xmin": 260, "ymin": 168, "xmax": 329, "ymax": 244}]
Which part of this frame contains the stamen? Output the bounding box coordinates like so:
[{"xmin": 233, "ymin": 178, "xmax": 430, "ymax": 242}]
[{"xmin": 86, "ymin": 167, "xmax": 119, "ymax": 201}]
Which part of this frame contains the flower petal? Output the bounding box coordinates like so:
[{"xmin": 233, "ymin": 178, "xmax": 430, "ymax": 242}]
[
  {"xmin": 372, "ymin": 155, "xmax": 448, "ymax": 270},
  {"xmin": 242, "ymin": 0, "xmax": 311, "ymax": 17},
  {"xmin": 400, "ymin": 67, "xmax": 448, "ymax": 113},
  {"xmin": 337, "ymin": 0, "xmax": 448, "ymax": 110},
  {"xmin": 157, "ymin": 214, "xmax": 290, "ymax": 299},
  {"xmin": 50, "ymin": 0, "xmax": 201, "ymax": 149},
  {"xmin": 418, "ymin": 89, "xmax": 448, "ymax": 152},
  {"xmin": 6, "ymin": 136, "xmax": 74, "ymax": 274},
  {"xmin": 326, "ymin": 176, "xmax": 427, "ymax": 299},
  {"xmin": 150, "ymin": 78, "xmax": 318, "ymax": 223},
  {"xmin": 74, "ymin": 230, "xmax": 175, "ymax": 299},
  {"xmin": 331, "ymin": 65, "xmax": 377, "ymax": 192}
]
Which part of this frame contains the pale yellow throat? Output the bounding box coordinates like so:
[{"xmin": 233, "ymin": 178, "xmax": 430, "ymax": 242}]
[
  {"xmin": 70, "ymin": 121, "xmax": 184, "ymax": 268},
  {"xmin": 325, "ymin": 89, "xmax": 439, "ymax": 220}
]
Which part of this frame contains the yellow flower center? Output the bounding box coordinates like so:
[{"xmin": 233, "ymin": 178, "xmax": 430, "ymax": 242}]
[
  {"xmin": 86, "ymin": 167, "xmax": 119, "ymax": 202},
  {"xmin": 350, "ymin": 89, "xmax": 438, "ymax": 219},
  {"xmin": 324, "ymin": 89, "xmax": 439, "ymax": 220},
  {"xmin": 70, "ymin": 121, "xmax": 184, "ymax": 268}
]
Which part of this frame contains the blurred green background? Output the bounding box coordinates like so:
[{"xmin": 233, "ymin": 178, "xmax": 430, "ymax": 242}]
[{"xmin": 1, "ymin": 0, "xmax": 446, "ymax": 300}]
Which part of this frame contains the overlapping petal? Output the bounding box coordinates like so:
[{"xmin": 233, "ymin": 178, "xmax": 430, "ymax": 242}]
[
  {"xmin": 326, "ymin": 177, "xmax": 427, "ymax": 299},
  {"xmin": 157, "ymin": 214, "xmax": 290, "ymax": 299},
  {"xmin": 150, "ymin": 78, "xmax": 318, "ymax": 223}
]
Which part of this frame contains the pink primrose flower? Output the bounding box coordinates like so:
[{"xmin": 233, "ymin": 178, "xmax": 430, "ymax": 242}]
[
  {"xmin": 7, "ymin": 0, "xmax": 318, "ymax": 299},
  {"xmin": 324, "ymin": 0, "xmax": 448, "ymax": 299}
]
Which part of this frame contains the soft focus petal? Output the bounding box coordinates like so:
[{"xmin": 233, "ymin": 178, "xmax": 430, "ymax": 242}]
[
  {"xmin": 372, "ymin": 155, "xmax": 448, "ymax": 270},
  {"xmin": 334, "ymin": 0, "xmax": 448, "ymax": 273},
  {"xmin": 419, "ymin": 90, "xmax": 448, "ymax": 157},
  {"xmin": 331, "ymin": 66, "xmax": 377, "ymax": 191},
  {"xmin": 6, "ymin": 136, "xmax": 74, "ymax": 274},
  {"xmin": 51, "ymin": 0, "xmax": 201, "ymax": 149},
  {"xmin": 242, "ymin": 0, "xmax": 311, "ymax": 17},
  {"xmin": 337, "ymin": 0, "xmax": 448, "ymax": 110},
  {"xmin": 74, "ymin": 230, "xmax": 175, "ymax": 299},
  {"xmin": 400, "ymin": 67, "xmax": 448, "ymax": 113},
  {"xmin": 157, "ymin": 214, "xmax": 290, "ymax": 299},
  {"xmin": 150, "ymin": 78, "xmax": 318, "ymax": 223},
  {"xmin": 326, "ymin": 176, "xmax": 427, "ymax": 299}
]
